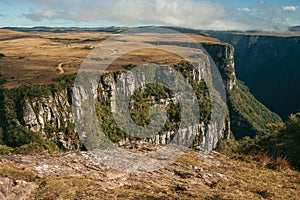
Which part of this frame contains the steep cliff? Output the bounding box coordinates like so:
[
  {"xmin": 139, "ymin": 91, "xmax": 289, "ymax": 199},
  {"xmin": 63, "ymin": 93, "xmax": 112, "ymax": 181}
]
[
  {"xmin": 203, "ymin": 43, "xmax": 282, "ymax": 139},
  {"xmin": 0, "ymin": 43, "xmax": 281, "ymax": 151},
  {"xmin": 207, "ymin": 31, "xmax": 300, "ymax": 120},
  {"xmin": 72, "ymin": 59, "xmax": 231, "ymax": 152}
]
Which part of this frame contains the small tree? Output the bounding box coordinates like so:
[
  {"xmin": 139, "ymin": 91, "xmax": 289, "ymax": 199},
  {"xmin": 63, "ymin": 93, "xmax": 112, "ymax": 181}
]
[{"xmin": 277, "ymin": 113, "xmax": 300, "ymax": 169}]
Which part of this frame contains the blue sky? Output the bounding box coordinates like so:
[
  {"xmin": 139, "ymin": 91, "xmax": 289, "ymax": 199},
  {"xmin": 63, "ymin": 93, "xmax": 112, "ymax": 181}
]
[{"xmin": 0, "ymin": 0, "xmax": 299, "ymax": 31}]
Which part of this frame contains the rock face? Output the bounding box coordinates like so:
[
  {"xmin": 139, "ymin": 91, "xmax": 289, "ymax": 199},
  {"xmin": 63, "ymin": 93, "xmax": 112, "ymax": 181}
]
[
  {"xmin": 20, "ymin": 89, "xmax": 77, "ymax": 150},
  {"xmin": 202, "ymin": 43, "xmax": 237, "ymax": 91},
  {"xmin": 72, "ymin": 46, "xmax": 234, "ymax": 151},
  {"xmin": 23, "ymin": 90, "xmax": 73, "ymax": 133},
  {"xmin": 0, "ymin": 43, "xmax": 237, "ymax": 151}
]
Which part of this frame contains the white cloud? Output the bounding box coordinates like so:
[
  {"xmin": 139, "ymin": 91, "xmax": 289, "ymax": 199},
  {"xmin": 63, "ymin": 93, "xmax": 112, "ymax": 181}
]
[
  {"xmin": 25, "ymin": 8, "xmax": 57, "ymax": 21},
  {"xmin": 282, "ymin": 6, "xmax": 298, "ymax": 12},
  {"xmin": 237, "ymin": 8, "xmax": 251, "ymax": 12},
  {"xmin": 19, "ymin": 0, "xmax": 299, "ymax": 31},
  {"xmin": 23, "ymin": 0, "xmax": 240, "ymax": 30}
]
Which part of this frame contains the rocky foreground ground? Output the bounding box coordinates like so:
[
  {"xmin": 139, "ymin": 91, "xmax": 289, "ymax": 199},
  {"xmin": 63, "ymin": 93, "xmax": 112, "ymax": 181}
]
[{"xmin": 0, "ymin": 144, "xmax": 299, "ymax": 200}]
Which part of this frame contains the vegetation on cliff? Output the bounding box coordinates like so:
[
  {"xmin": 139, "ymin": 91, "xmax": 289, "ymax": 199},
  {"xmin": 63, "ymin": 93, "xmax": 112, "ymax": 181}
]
[
  {"xmin": 227, "ymin": 81, "xmax": 282, "ymax": 139},
  {"xmin": 95, "ymin": 61, "xmax": 211, "ymax": 144}
]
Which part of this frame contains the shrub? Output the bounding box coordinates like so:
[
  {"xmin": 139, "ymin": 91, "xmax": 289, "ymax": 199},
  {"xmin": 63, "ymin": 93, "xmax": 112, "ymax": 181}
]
[
  {"xmin": 123, "ymin": 64, "xmax": 137, "ymax": 70},
  {"xmin": 4, "ymin": 125, "xmax": 42, "ymax": 147},
  {"xmin": 14, "ymin": 141, "xmax": 60, "ymax": 154},
  {"xmin": 3, "ymin": 125, "xmax": 60, "ymax": 154},
  {"xmin": 81, "ymin": 45, "xmax": 92, "ymax": 50},
  {"xmin": 0, "ymin": 53, "xmax": 5, "ymax": 59},
  {"xmin": 230, "ymin": 112, "xmax": 300, "ymax": 170},
  {"xmin": 0, "ymin": 73, "xmax": 6, "ymax": 85},
  {"xmin": 215, "ymin": 137, "xmax": 238, "ymax": 153},
  {"xmin": 268, "ymin": 157, "xmax": 290, "ymax": 171},
  {"xmin": 14, "ymin": 142, "xmax": 48, "ymax": 154},
  {"xmin": 0, "ymin": 145, "xmax": 13, "ymax": 154},
  {"xmin": 276, "ymin": 113, "xmax": 300, "ymax": 169}
]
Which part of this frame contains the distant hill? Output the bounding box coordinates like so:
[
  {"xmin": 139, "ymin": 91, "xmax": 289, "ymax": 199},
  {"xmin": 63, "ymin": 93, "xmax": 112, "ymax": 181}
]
[
  {"xmin": 0, "ymin": 26, "xmax": 126, "ymax": 33},
  {"xmin": 289, "ymin": 26, "xmax": 300, "ymax": 32}
]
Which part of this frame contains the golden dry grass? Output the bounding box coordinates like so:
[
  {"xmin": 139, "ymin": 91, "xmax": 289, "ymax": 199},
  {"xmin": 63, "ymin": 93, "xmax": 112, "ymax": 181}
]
[
  {"xmin": 0, "ymin": 30, "xmax": 112, "ymax": 88},
  {"xmin": 0, "ymin": 162, "xmax": 37, "ymax": 182},
  {"xmin": 0, "ymin": 30, "xmax": 221, "ymax": 88},
  {"xmin": 188, "ymin": 33, "xmax": 221, "ymax": 44},
  {"xmin": 107, "ymin": 48, "xmax": 185, "ymax": 71}
]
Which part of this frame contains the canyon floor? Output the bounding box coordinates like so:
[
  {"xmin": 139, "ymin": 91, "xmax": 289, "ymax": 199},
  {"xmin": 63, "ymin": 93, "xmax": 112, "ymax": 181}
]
[{"xmin": 0, "ymin": 144, "xmax": 299, "ymax": 200}]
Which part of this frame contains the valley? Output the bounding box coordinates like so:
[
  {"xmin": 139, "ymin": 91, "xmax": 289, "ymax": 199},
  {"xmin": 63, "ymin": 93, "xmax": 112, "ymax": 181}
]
[{"xmin": 208, "ymin": 31, "xmax": 300, "ymax": 119}]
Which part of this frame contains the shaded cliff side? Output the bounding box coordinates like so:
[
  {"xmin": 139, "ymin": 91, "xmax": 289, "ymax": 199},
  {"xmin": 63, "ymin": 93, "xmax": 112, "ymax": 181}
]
[{"xmin": 207, "ymin": 31, "xmax": 300, "ymax": 120}]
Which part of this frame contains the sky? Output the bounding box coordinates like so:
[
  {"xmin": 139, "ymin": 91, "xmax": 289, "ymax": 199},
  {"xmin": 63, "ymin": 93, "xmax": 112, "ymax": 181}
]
[{"xmin": 0, "ymin": 0, "xmax": 299, "ymax": 31}]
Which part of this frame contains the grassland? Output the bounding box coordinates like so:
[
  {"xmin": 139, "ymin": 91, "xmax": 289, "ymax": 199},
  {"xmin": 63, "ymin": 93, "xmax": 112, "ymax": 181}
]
[
  {"xmin": 0, "ymin": 29, "xmax": 221, "ymax": 88},
  {"xmin": 0, "ymin": 29, "xmax": 113, "ymax": 88}
]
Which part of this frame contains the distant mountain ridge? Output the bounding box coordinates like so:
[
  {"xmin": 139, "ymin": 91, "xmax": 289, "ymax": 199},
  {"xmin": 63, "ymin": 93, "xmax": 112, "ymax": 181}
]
[{"xmin": 0, "ymin": 26, "xmax": 126, "ymax": 33}]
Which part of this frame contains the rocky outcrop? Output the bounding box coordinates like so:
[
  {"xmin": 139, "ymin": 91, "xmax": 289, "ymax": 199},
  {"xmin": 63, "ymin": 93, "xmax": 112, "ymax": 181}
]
[
  {"xmin": 23, "ymin": 90, "xmax": 73, "ymax": 132},
  {"xmin": 0, "ymin": 145, "xmax": 298, "ymax": 199},
  {"xmin": 202, "ymin": 43, "xmax": 237, "ymax": 91},
  {"xmin": 21, "ymin": 89, "xmax": 77, "ymax": 150}
]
